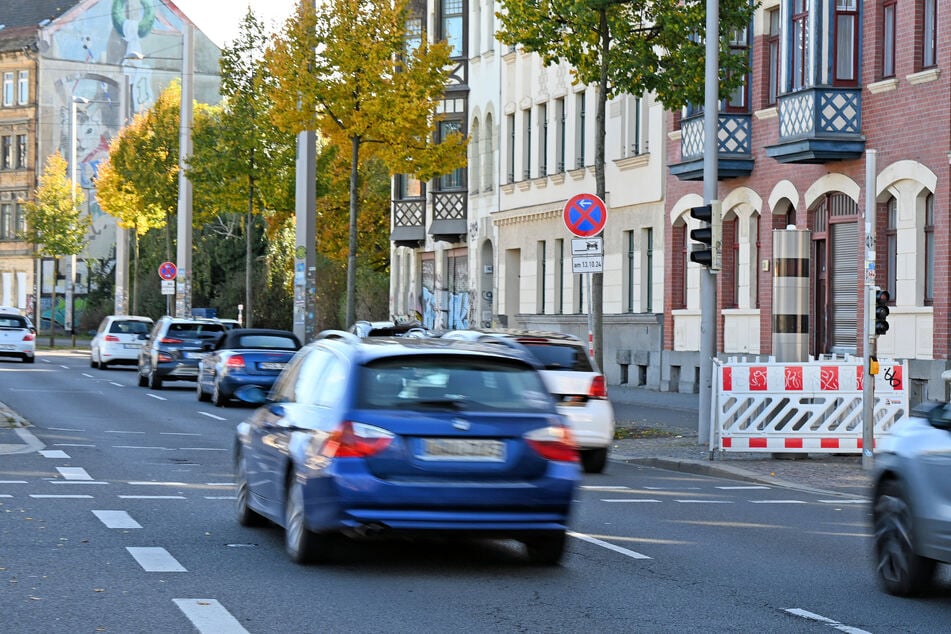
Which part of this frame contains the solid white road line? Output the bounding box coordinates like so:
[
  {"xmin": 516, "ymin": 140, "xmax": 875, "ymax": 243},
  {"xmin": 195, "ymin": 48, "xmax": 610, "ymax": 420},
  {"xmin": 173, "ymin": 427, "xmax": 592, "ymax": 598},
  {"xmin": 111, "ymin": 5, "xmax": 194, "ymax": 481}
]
[
  {"xmin": 39, "ymin": 450, "xmax": 70, "ymax": 459},
  {"xmin": 717, "ymin": 485, "xmax": 771, "ymax": 490},
  {"xmin": 784, "ymin": 608, "xmax": 872, "ymax": 634},
  {"xmin": 568, "ymin": 531, "xmax": 652, "ymax": 560},
  {"xmin": 118, "ymin": 495, "xmax": 186, "ymax": 500},
  {"xmin": 146, "ymin": 394, "xmax": 167, "ymax": 401},
  {"xmin": 173, "ymin": 599, "xmax": 249, "ymax": 634},
  {"xmin": 818, "ymin": 499, "xmax": 868, "ymax": 504},
  {"xmin": 601, "ymin": 499, "xmax": 662, "ymax": 503},
  {"xmin": 675, "ymin": 500, "xmax": 733, "ymax": 504},
  {"xmin": 127, "ymin": 547, "xmax": 187, "ymax": 572},
  {"xmin": 105, "ymin": 430, "xmax": 146, "ymax": 434},
  {"xmin": 93, "ymin": 510, "xmax": 142, "ymax": 529},
  {"xmin": 56, "ymin": 467, "xmax": 92, "ymax": 480},
  {"xmin": 108, "ymin": 381, "xmax": 123, "ymax": 387},
  {"xmin": 197, "ymin": 412, "xmax": 227, "ymax": 421},
  {"xmin": 751, "ymin": 500, "xmax": 808, "ymax": 504},
  {"xmin": 30, "ymin": 494, "xmax": 94, "ymax": 499},
  {"xmin": 580, "ymin": 485, "xmax": 630, "ymax": 490},
  {"xmin": 0, "ymin": 480, "xmax": 28, "ymax": 484}
]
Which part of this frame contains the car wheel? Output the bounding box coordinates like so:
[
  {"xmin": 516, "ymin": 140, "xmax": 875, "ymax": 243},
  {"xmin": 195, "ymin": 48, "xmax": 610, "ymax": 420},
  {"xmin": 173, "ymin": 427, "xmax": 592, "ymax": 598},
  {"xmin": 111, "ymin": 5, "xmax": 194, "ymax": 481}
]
[
  {"xmin": 23, "ymin": 354, "xmax": 35, "ymax": 364},
  {"xmin": 524, "ymin": 530, "xmax": 567, "ymax": 565},
  {"xmin": 213, "ymin": 382, "xmax": 228, "ymax": 407},
  {"xmin": 148, "ymin": 368, "xmax": 163, "ymax": 390},
  {"xmin": 90, "ymin": 354, "xmax": 98, "ymax": 369},
  {"xmin": 285, "ymin": 478, "xmax": 335, "ymax": 564},
  {"xmin": 235, "ymin": 452, "xmax": 266, "ymax": 527},
  {"xmin": 873, "ymin": 479, "xmax": 937, "ymax": 596},
  {"xmin": 137, "ymin": 365, "xmax": 148, "ymax": 387},
  {"xmin": 580, "ymin": 447, "xmax": 608, "ymax": 474},
  {"xmin": 196, "ymin": 379, "xmax": 210, "ymax": 402}
]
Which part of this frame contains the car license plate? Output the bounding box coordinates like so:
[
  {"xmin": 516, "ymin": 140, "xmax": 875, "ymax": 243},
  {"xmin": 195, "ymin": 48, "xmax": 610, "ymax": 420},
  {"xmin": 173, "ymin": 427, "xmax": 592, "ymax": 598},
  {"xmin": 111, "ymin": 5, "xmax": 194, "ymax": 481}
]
[
  {"xmin": 184, "ymin": 351, "xmax": 205, "ymax": 359},
  {"xmin": 259, "ymin": 362, "xmax": 285, "ymax": 370},
  {"xmin": 123, "ymin": 343, "xmax": 140, "ymax": 349},
  {"xmin": 422, "ymin": 438, "xmax": 504, "ymax": 461}
]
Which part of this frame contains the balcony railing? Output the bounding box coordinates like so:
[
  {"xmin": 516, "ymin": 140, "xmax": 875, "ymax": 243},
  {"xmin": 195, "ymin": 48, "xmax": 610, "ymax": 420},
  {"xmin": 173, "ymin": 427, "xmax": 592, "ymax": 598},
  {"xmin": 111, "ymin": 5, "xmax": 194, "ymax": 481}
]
[
  {"xmin": 669, "ymin": 112, "xmax": 754, "ymax": 181},
  {"xmin": 391, "ymin": 198, "xmax": 425, "ymax": 248},
  {"xmin": 430, "ymin": 190, "xmax": 467, "ymax": 243},
  {"xmin": 765, "ymin": 86, "xmax": 865, "ymax": 163}
]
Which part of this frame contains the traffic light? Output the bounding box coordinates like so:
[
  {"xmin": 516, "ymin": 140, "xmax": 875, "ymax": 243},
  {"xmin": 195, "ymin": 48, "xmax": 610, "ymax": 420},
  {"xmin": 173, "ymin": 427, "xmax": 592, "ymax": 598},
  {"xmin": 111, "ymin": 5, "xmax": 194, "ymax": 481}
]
[
  {"xmin": 875, "ymin": 289, "xmax": 890, "ymax": 335},
  {"xmin": 688, "ymin": 201, "xmax": 722, "ymax": 270}
]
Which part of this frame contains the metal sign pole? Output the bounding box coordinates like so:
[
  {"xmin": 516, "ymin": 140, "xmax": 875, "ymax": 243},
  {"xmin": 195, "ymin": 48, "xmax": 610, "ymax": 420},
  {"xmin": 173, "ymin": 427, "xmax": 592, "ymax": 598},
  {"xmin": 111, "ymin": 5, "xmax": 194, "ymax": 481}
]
[
  {"xmin": 586, "ymin": 273, "xmax": 594, "ymax": 360},
  {"xmin": 862, "ymin": 149, "xmax": 878, "ymax": 470}
]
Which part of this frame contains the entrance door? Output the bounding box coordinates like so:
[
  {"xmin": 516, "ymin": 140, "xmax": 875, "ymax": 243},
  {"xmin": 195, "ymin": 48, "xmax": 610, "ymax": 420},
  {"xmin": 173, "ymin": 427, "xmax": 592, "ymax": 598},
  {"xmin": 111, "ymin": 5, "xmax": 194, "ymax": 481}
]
[{"xmin": 810, "ymin": 193, "xmax": 858, "ymax": 356}]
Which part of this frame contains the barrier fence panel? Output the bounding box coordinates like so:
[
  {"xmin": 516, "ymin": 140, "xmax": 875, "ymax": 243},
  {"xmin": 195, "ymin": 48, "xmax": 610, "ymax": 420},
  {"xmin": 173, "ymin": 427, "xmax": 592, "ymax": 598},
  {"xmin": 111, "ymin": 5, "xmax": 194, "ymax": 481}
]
[{"xmin": 712, "ymin": 358, "xmax": 908, "ymax": 453}]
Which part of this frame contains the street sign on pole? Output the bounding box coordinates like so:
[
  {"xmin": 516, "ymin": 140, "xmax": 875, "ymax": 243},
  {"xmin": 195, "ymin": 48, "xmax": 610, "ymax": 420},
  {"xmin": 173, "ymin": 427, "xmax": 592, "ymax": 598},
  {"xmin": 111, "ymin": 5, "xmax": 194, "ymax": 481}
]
[
  {"xmin": 571, "ymin": 237, "xmax": 603, "ymax": 256},
  {"xmin": 572, "ymin": 256, "xmax": 604, "ymax": 274},
  {"xmin": 158, "ymin": 261, "xmax": 177, "ymax": 281},
  {"xmin": 161, "ymin": 279, "xmax": 175, "ymax": 295},
  {"xmin": 563, "ymin": 193, "xmax": 607, "ymax": 237}
]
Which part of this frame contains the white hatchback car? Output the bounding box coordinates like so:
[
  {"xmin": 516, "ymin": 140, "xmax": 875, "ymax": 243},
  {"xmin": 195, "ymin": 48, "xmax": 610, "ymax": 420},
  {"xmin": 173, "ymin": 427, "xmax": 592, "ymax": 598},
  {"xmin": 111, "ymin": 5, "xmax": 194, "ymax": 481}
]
[
  {"xmin": 90, "ymin": 315, "xmax": 154, "ymax": 369},
  {"xmin": 441, "ymin": 329, "xmax": 616, "ymax": 473},
  {"xmin": 0, "ymin": 309, "xmax": 35, "ymax": 364}
]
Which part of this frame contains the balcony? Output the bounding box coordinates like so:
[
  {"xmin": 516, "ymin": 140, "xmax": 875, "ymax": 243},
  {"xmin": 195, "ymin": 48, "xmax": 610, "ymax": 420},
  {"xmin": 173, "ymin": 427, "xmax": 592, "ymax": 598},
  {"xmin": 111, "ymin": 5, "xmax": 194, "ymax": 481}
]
[
  {"xmin": 391, "ymin": 198, "xmax": 425, "ymax": 248},
  {"xmin": 669, "ymin": 112, "xmax": 754, "ymax": 181},
  {"xmin": 765, "ymin": 87, "xmax": 865, "ymax": 163},
  {"xmin": 429, "ymin": 190, "xmax": 467, "ymax": 243}
]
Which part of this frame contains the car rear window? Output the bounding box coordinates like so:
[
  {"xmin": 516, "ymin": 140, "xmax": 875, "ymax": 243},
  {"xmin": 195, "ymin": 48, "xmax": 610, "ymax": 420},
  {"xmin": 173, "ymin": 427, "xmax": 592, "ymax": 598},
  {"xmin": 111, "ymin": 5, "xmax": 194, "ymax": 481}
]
[
  {"xmin": 356, "ymin": 355, "xmax": 554, "ymax": 412},
  {"xmin": 109, "ymin": 320, "xmax": 151, "ymax": 335},
  {"xmin": 234, "ymin": 334, "xmax": 299, "ymax": 350},
  {"xmin": 0, "ymin": 316, "xmax": 27, "ymax": 329},
  {"xmin": 169, "ymin": 323, "xmax": 225, "ymax": 338},
  {"xmin": 518, "ymin": 341, "xmax": 593, "ymax": 372}
]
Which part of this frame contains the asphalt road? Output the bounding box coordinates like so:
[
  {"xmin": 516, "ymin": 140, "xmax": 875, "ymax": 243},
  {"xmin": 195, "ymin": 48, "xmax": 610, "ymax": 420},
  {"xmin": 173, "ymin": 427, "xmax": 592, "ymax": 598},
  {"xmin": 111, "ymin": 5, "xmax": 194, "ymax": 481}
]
[{"xmin": 2, "ymin": 351, "xmax": 950, "ymax": 632}]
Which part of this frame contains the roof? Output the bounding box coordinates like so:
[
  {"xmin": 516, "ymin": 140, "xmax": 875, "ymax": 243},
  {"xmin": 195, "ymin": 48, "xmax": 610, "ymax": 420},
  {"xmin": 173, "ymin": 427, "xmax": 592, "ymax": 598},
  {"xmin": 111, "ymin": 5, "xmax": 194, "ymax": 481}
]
[{"xmin": 0, "ymin": 0, "xmax": 81, "ymax": 52}]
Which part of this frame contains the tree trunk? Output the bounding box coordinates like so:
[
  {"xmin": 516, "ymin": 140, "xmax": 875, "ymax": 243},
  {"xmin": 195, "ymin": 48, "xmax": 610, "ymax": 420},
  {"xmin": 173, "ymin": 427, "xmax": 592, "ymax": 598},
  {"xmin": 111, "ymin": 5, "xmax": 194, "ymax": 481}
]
[
  {"xmin": 591, "ymin": 8, "xmax": 610, "ymax": 373},
  {"xmin": 345, "ymin": 135, "xmax": 360, "ymax": 327},
  {"xmin": 132, "ymin": 230, "xmax": 140, "ymax": 315},
  {"xmin": 246, "ymin": 164, "xmax": 254, "ymax": 328}
]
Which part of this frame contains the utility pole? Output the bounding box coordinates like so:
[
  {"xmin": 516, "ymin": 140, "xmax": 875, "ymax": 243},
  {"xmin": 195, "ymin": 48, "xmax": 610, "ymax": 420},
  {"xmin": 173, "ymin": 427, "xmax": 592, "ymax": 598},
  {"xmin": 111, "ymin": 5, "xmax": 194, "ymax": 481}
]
[
  {"xmin": 175, "ymin": 23, "xmax": 194, "ymax": 319},
  {"xmin": 862, "ymin": 149, "xmax": 878, "ymax": 470}
]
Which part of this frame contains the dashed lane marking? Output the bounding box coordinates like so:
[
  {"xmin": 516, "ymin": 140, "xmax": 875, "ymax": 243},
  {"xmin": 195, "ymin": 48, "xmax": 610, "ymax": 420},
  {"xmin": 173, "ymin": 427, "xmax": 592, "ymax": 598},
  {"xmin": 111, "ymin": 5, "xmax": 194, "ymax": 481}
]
[
  {"xmin": 601, "ymin": 499, "xmax": 662, "ymax": 503},
  {"xmin": 146, "ymin": 394, "xmax": 167, "ymax": 401},
  {"xmin": 568, "ymin": 531, "xmax": 652, "ymax": 560},
  {"xmin": 173, "ymin": 599, "xmax": 249, "ymax": 634},
  {"xmin": 127, "ymin": 547, "xmax": 187, "ymax": 572},
  {"xmin": 197, "ymin": 411, "xmax": 227, "ymax": 421},
  {"xmin": 93, "ymin": 510, "xmax": 142, "ymax": 529},
  {"xmin": 119, "ymin": 495, "xmax": 187, "ymax": 500},
  {"xmin": 717, "ymin": 485, "xmax": 771, "ymax": 490},
  {"xmin": 784, "ymin": 608, "xmax": 872, "ymax": 633},
  {"xmin": 751, "ymin": 500, "xmax": 809, "ymax": 504},
  {"xmin": 56, "ymin": 467, "xmax": 92, "ymax": 480},
  {"xmin": 30, "ymin": 494, "xmax": 94, "ymax": 499},
  {"xmin": 675, "ymin": 500, "xmax": 733, "ymax": 504},
  {"xmin": 39, "ymin": 450, "xmax": 70, "ymax": 459}
]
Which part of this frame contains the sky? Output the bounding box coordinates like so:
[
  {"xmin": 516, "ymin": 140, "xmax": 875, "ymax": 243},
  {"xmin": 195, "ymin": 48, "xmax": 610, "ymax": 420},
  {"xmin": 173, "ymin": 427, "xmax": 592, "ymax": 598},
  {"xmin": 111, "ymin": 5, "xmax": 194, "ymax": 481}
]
[{"xmin": 172, "ymin": 0, "xmax": 300, "ymax": 48}]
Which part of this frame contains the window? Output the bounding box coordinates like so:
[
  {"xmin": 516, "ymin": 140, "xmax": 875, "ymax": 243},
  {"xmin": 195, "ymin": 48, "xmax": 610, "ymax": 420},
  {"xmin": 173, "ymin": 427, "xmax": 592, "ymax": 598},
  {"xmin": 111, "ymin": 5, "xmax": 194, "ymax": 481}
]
[
  {"xmin": 724, "ymin": 217, "xmax": 739, "ymax": 308},
  {"xmin": 883, "ymin": 0, "xmax": 897, "ymax": 78},
  {"xmin": 405, "ymin": 17, "xmax": 422, "ymax": 53},
  {"xmin": 922, "ymin": 0, "xmax": 937, "ymax": 68},
  {"xmin": 624, "ymin": 230, "xmax": 635, "ymax": 313},
  {"xmin": 643, "ymin": 227, "xmax": 654, "ymax": 312},
  {"xmin": 834, "ymin": 0, "xmax": 858, "ymax": 85},
  {"xmin": 751, "ymin": 214, "xmax": 760, "ymax": 309},
  {"xmin": 469, "ymin": 119, "xmax": 480, "ymax": 194},
  {"xmin": 536, "ymin": 240, "xmax": 546, "ymax": 313},
  {"xmin": 555, "ymin": 238, "xmax": 564, "ymax": 314},
  {"xmin": 522, "ymin": 108, "xmax": 531, "ymax": 179},
  {"xmin": 1, "ymin": 136, "xmax": 10, "ymax": 170},
  {"xmin": 506, "ymin": 113, "xmax": 515, "ymax": 183},
  {"xmin": 766, "ymin": 8, "xmax": 781, "ymax": 105},
  {"xmin": 792, "ymin": 0, "xmax": 810, "ymax": 90},
  {"xmin": 15, "ymin": 134, "xmax": 26, "ymax": 169},
  {"xmin": 484, "ymin": 114, "xmax": 494, "ymax": 192},
  {"xmin": 398, "ymin": 174, "xmax": 422, "ymax": 198},
  {"xmin": 575, "ymin": 92, "xmax": 586, "ymax": 169},
  {"xmin": 625, "ymin": 96, "xmax": 642, "ymax": 156},
  {"xmin": 2, "ymin": 73, "xmax": 12, "ymax": 106},
  {"xmin": 441, "ymin": 0, "xmax": 464, "ymax": 58},
  {"xmin": 575, "ymin": 273, "xmax": 585, "ymax": 314},
  {"xmin": 438, "ymin": 120, "xmax": 464, "ymax": 189},
  {"xmin": 924, "ymin": 193, "xmax": 934, "ymax": 304},
  {"xmin": 886, "ymin": 197, "xmax": 897, "ymax": 303},
  {"xmin": 555, "ymin": 98, "xmax": 566, "ymax": 172},
  {"xmin": 14, "ymin": 201, "xmax": 25, "ymax": 236},
  {"xmin": 0, "ymin": 203, "xmax": 10, "ymax": 239},
  {"xmin": 538, "ymin": 103, "xmax": 548, "ymax": 176},
  {"xmin": 725, "ymin": 26, "xmax": 750, "ymax": 111},
  {"xmin": 17, "ymin": 71, "xmax": 28, "ymax": 105}
]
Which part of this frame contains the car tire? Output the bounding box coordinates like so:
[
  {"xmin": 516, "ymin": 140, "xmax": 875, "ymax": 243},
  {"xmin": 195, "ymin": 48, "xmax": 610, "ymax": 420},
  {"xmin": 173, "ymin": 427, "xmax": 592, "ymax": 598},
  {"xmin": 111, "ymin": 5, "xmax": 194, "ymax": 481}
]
[
  {"xmin": 580, "ymin": 447, "xmax": 608, "ymax": 474},
  {"xmin": 90, "ymin": 355, "xmax": 98, "ymax": 369},
  {"xmin": 148, "ymin": 368, "xmax": 162, "ymax": 390},
  {"xmin": 873, "ymin": 479, "xmax": 937, "ymax": 596},
  {"xmin": 137, "ymin": 366, "xmax": 148, "ymax": 387},
  {"xmin": 196, "ymin": 379, "xmax": 210, "ymax": 402},
  {"xmin": 213, "ymin": 382, "xmax": 228, "ymax": 407},
  {"xmin": 23, "ymin": 354, "xmax": 35, "ymax": 364},
  {"xmin": 524, "ymin": 530, "xmax": 567, "ymax": 565},
  {"xmin": 235, "ymin": 452, "xmax": 266, "ymax": 527},
  {"xmin": 285, "ymin": 478, "xmax": 335, "ymax": 564}
]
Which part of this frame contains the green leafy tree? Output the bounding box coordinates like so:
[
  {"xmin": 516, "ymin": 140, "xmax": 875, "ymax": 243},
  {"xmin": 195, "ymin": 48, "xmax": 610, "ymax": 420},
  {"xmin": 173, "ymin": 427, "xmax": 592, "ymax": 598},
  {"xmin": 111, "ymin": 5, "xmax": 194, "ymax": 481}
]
[
  {"xmin": 21, "ymin": 151, "xmax": 90, "ymax": 343},
  {"xmin": 189, "ymin": 9, "xmax": 297, "ymax": 327},
  {"xmin": 266, "ymin": 0, "xmax": 467, "ymax": 326},
  {"xmin": 496, "ymin": 0, "xmax": 756, "ymax": 370}
]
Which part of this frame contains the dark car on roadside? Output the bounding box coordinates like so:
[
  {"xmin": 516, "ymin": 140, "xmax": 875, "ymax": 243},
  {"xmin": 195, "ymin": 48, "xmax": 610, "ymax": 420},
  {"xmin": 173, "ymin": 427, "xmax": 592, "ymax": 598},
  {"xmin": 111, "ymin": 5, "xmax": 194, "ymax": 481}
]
[
  {"xmin": 871, "ymin": 400, "xmax": 951, "ymax": 596},
  {"xmin": 197, "ymin": 328, "xmax": 301, "ymax": 407},
  {"xmin": 137, "ymin": 316, "xmax": 228, "ymax": 389},
  {"xmin": 233, "ymin": 330, "xmax": 580, "ymax": 566}
]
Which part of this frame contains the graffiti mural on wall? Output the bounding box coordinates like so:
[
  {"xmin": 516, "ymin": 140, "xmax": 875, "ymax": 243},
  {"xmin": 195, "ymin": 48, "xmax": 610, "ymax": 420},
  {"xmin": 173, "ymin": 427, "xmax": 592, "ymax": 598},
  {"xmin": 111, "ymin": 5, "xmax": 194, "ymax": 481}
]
[{"xmin": 419, "ymin": 259, "xmax": 436, "ymax": 330}]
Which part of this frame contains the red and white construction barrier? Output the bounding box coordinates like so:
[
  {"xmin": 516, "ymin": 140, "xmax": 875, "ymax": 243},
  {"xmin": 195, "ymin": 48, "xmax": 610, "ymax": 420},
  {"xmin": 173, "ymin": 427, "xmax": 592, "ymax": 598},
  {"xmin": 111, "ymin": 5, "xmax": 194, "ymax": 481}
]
[{"xmin": 713, "ymin": 358, "xmax": 908, "ymax": 454}]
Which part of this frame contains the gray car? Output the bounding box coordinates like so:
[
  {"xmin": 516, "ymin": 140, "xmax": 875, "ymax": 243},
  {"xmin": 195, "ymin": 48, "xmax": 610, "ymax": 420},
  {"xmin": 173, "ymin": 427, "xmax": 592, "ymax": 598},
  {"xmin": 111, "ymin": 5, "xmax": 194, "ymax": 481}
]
[{"xmin": 872, "ymin": 401, "xmax": 951, "ymax": 596}]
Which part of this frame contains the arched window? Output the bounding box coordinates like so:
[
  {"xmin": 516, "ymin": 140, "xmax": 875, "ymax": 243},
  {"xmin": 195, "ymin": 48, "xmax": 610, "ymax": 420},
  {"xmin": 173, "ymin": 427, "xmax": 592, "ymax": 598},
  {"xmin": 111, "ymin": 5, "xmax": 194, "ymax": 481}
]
[
  {"xmin": 484, "ymin": 114, "xmax": 494, "ymax": 192},
  {"xmin": 469, "ymin": 118, "xmax": 480, "ymax": 194}
]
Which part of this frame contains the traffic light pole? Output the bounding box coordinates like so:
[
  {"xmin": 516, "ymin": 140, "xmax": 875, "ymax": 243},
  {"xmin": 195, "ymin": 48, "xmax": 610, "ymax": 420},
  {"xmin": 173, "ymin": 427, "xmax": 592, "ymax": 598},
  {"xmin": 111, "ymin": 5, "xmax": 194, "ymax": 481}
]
[{"xmin": 862, "ymin": 149, "xmax": 878, "ymax": 470}]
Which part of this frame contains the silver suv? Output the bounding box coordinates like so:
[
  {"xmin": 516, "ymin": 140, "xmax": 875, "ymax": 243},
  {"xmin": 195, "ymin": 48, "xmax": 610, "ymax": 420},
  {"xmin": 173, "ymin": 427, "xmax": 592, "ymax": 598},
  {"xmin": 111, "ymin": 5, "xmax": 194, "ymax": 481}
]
[
  {"xmin": 137, "ymin": 316, "xmax": 227, "ymax": 389},
  {"xmin": 872, "ymin": 401, "xmax": 951, "ymax": 596},
  {"xmin": 441, "ymin": 329, "xmax": 615, "ymax": 473}
]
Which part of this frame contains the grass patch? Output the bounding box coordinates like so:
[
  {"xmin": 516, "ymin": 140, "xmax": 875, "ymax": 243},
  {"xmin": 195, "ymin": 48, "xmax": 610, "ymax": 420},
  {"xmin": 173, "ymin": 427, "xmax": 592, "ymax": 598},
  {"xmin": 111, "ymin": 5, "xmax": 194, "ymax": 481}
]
[{"xmin": 614, "ymin": 425, "xmax": 680, "ymax": 440}]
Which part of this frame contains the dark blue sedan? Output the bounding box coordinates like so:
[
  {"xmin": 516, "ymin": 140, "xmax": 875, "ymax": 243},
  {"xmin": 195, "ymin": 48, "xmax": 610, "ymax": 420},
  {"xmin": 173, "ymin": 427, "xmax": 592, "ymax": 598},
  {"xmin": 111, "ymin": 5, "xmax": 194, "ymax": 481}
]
[
  {"xmin": 197, "ymin": 328, "xmax": 301, "ymax": 407},
  {"xmin": 233, "ymin": 332, "xmax": 580, "ymax": 565}
]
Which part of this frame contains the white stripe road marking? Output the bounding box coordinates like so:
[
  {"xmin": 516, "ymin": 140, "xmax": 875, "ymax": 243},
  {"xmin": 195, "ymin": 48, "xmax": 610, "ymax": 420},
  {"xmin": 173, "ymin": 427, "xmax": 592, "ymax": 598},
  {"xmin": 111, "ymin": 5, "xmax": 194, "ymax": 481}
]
[
  {"xmin": 717, "ymin": 485, "xmax": 770, "ymax": 490},
  {"xmin": 580, "ymin": 485, "xmax": 630, "ymax": 490},
  {"xmin": 784, "ymin": 608, "xmax": 872, "ymax": 634},
  {"xmin": 113, "ymin": 446, "xmax": 172, "ymax": 450},
  {"xmin": 56, "ymin": 467, "xmax": 92, "ymax": 480},
  {"xmin": 180, "ymin": 447, "xmax": 227, "ymax": 452},
  {"xmin": 48, "ymin": 427, "xmax": 84, "ymax": 432},
  {"xmin": 205, "ymin": 496, "xmax": 236, "ymax": 500},
  {"xmin": 197, "ymin": 411, "xmax": 227, "ymax": 421},
  {"xmin": 54, "ymin": 444, "xmax": 95, "ymax": 447},
  {"xmin": 30, "ymin": 494, "xmax": 94, "ymax": 499},
  {"xmin": 645, "ymin": 486, "xmax": 702, "ymax": 490},
  {"xmin": 129, "ymin": 481, "xmax": 190, "ymax": 486},
  {"xmin": 59, "ymin": 364, "xmax": 69, "ymax": 369},
  {"xmin": 173, "ymin": 599, "xmax": 249, "ymax": 634},
  {"xmin": 93, "ymin": 510, "xmax": 142, "ymax": 529},
  {"xmin": 119, "ymin": 495, "xmax": 186, "ymax": 500},
  {"xmin": 819, "ymin": 499, "xmax": 868, "ymax": 504},
  {"xmin": 207, "ymin": 483, "xmax": 235, "ymax": 487},
  {"xmin": 601, "ymin": 499, "xmax": 662, "ymax": 503},
  {"xmin": 146, "ymin": 393, "xmax": 167, "ymax": 401},
  {"xmin": 0, "ymin": 480, "xmax": 28, "ymax": 484},
  {"xmin": 49, "ymin": 481, "xmax": 107, "ymax": 485},
  {"xmin": 751, "ymin": 500, "xmax": 808, "ymax": 504},
  {"xmin": 40, "ymin": 450, "xmax": 70, "ymax": 459},
  {"xmin": 0, "ymin": 494, "xmax": 11, "ymax": 498},
  {"xmin": 108, "ymin": 381, "xmax": 123, "ymax": 387},
  {"xmin": 161, "ymin": 432, "xmax": 202, "ymax": 436},
  {"xmin": 105, "ymin": 430, "xmax": 146, "ymax": 434},
  {"xmin": 127, "ymin": 547, "xmax": 187, "ymax": 572},
  {"xmin": 82, "ymin": 373, "xmax": 93, "ymax": 377},
  {"xmin": 568, "ymin": 531, "xmax": 652, "ymax": 560},
  {"xmin": 675, "ymin": 500, "xmax": 733, "ymax": 504}
]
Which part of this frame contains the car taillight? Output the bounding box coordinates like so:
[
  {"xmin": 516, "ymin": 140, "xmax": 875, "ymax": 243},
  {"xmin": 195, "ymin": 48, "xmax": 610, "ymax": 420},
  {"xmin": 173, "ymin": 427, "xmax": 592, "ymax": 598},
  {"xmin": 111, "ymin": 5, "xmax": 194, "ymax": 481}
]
[
  {"xmin": 589, "ymin": 375, "xmax": 607, "ymax": 399},
  {"xmin": 157, "ymin": 352, "xmax": 173, "ymax": 362},
  {"xmin": 225, "ymin": 355, "xmax": 246, "ymax": 370},
  {"xmin": 321, "ymin": 421, "xmax": 395, "ymax": 458},
  {"xmin": 104, "ymin": 335, "xmax": 120, "ymax": 342},
  {"xmin": 524, "ymin": 425, "xmax": 579, "ymax": 463},
  {"xmin": 160, "ymin": 337, "xmax": 183, "ymax": 344},
  {"xmin": 22, "ymin": 332, "xmax": 34, "ymax": 342}
]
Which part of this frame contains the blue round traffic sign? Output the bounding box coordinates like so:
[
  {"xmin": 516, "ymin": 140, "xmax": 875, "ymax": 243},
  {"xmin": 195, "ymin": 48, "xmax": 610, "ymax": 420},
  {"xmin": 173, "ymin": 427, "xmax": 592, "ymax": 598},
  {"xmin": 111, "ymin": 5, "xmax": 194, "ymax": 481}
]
[
  {"xmin": 563, "ymin": 193, "xmax": 607, "ymax": 237},
  {"xmin": 158, "ymin": 261, "xmax": 178, "ymax": 281}
]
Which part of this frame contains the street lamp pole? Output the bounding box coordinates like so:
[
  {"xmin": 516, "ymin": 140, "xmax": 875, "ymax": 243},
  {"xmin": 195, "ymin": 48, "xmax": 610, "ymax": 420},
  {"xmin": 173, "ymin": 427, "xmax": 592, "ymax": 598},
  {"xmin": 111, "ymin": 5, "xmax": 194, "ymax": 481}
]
[{"xmin": 68, "ymin": 96, "xmax": 89, "ymax": 346}]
